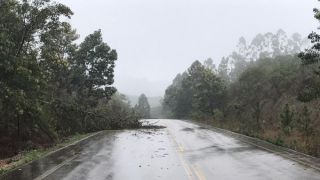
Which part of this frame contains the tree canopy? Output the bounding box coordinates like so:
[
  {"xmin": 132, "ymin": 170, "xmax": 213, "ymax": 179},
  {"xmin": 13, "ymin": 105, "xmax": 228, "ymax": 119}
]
[
  {"xmin": 163, "ymin": 60, "xmax": 226, "ymax": 119},
  {"xmin": 0, "ymin": 0, "xmax": 139, "ymax": 158},
  {"xmin": 298, "ymin": 6, "xmax": 320, "ymax": 101},
  {"xmin": 135, "ymin": 94, "xmax": 151, "ymax": 119}
]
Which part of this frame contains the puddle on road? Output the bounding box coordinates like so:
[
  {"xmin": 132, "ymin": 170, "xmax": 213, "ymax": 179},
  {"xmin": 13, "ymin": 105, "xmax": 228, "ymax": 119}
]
[
  {"xmin": 181, "ymin": 127, "xmax": 195, "ymax": 132},
  {"xmin": 141, "ymin": 125, "xmax": 166, "ymax": 129}
]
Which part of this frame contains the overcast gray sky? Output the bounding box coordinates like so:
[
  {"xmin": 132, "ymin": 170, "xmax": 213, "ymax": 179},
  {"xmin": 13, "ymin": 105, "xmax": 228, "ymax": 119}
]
[{"xmin": 59, "ymin": 0, "xmax": 318, "ymax": 97}]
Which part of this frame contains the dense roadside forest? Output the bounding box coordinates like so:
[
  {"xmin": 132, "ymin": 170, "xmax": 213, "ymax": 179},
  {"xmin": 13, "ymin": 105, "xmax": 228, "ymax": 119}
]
[
  {"xmin": 163, "ymin": 19, "xmax": 320, "ymax": 156},
  {"xmin": 0, "ymin": 0, "xmax": 142, "ymax": 158}
]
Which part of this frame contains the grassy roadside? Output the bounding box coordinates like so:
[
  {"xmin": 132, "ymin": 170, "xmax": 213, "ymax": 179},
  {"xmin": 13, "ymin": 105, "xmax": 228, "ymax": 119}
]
[
  {"xmin": 0, "ymin": 133, "xmax": 94, "ymax": 176},
  {"xmin": 193, "ymin": 119, "xmax": 320, "ymax": 158}
]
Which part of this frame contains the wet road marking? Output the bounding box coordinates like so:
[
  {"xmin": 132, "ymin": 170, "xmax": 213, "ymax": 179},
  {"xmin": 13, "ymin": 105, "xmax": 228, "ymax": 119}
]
[
  {"xmin": 177, "ymin": 150, "xmax": 195, "ymax": 180},
  {"xmin": 192, "ymin": 165, "xmax": 207, "ymax": 180},
  {"xmin": 237, "ymin": 137, "xmax": 320, "ymax": 172},
  {"xmin": 178, "ymin": 143, "xmax": 185, "ymax": 153},
  {"xmin": 165, "ymin": 128, "xmax": 194, "ymax": 180},
  {"xmin": 34, "ymin": 154, "xmax": 78, "ymax": 180},
  {"xmin": 165, "ymin": 124, "xmax": 207, "ymax": 180}
]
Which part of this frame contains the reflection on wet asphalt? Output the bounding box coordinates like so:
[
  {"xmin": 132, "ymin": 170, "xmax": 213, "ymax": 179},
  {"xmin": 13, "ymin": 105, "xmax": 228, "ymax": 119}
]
[{"xmin": 2, "ymin": 119, "xmax": 320, "ymax": 180}]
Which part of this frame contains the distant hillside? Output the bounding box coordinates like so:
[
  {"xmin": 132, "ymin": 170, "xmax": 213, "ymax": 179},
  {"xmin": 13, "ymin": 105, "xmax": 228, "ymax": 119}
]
[{"xmin": 126, "ymin": 95, "xmax": 162, "ymax": 108}]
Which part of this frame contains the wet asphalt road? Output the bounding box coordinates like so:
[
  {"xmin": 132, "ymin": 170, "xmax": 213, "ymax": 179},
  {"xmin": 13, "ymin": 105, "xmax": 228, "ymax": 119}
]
[{"xmin": 3, "ymin": 119, "xmax": 320, "ymax": 180}]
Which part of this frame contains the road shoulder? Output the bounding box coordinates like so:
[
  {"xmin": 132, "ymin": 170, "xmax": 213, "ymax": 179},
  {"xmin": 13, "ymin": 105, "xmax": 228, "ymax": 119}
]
[
  {"xmin": 0, "ymin": 131, "xmax": 103, "ymax": 180},
  {"xmin": 188, "ymin": 120, "xmax": 320, "ymax": 172}
]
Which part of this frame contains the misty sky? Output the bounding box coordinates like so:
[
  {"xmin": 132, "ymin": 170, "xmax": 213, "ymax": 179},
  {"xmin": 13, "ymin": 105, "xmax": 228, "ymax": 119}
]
[{"xmin": 59, "ymin": 0, "xmax": 318, "ymax": 97}]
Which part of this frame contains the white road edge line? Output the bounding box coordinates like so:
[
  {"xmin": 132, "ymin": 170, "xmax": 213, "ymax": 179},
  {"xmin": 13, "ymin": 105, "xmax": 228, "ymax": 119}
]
[
  {"xmin": 242, "ymin": 138, "xmax": 320, "ymax": 172},
  {"xmin": 34, "ymin": 155, "xmax": 78, "ymax": 180},
  {"xmin": 197, "ymin": 121, "xmax": 320, "ymax": 172}
]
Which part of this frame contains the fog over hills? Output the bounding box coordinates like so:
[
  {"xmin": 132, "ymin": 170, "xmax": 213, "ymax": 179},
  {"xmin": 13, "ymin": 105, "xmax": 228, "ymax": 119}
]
[
  {"xmin": 59, "ymin": 0, "xmax": 318, "ymax": 97},
  {"xmin": 126, "ymin": 95, "xmax": 162, "ymax": 108}
]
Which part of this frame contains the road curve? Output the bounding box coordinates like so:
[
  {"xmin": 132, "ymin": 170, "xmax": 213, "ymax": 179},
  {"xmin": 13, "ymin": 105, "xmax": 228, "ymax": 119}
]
[{"xmin": 2, "ymin": 119, "xmax": 320, "ymax": 180}]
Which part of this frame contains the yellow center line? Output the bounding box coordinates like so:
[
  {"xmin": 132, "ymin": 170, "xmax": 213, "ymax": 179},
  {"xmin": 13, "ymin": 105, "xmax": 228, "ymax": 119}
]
[
  {"xmin": 178, "ymin": 143, "xmax": 185, "ymax": 153},
  {"xmin": 166, "ymin": 127, "xmax": 194, "ymax": 180},
  {"xmin": 192, "ymin": 164, "xmax": 207, "ymax": 180},
  {"xmin": 177, "ymin": 151, "xmax": 195, "ymax": 180},
  {"xmin": 165, "ymin": 123, "xmax": 206, "ymax": 180}
]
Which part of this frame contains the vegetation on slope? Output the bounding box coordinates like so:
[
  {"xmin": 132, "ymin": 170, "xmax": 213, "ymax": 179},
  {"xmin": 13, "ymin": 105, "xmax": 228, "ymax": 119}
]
[
  {"xmin": 0, "ymin": 0, "xmax": 140, "ymax": 159},
  {"xmin": 163, "ymin": 28, "xmax": 320, "ymax": 156}
]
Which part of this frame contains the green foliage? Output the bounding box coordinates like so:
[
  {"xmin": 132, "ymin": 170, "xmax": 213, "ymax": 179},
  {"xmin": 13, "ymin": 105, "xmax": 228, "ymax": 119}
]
[
  {"xmin": 229, "ymin": 53, "xmax": 249, "ymax": 82},
  {"xmin": 226, "ymin": 55, "xmax": 301, "ymax": 133},
  {"xmin": 218, "ymin": 57, "xmax": 230, "ymax": 83},
  {"xmin": 0, "ymin": 0, "xmax": 74, "ymax": 141},
  {"xmin": 213, "ymin": 109, "xmax": 223, "ymax": 121},
  {"xmin": 298, "ymin": 4, "xmax": 320, "ymax": 101},
  {"xmin": 297, "ymin": 79, "xmax": 320, "ymax": 102},
  {"xmin": 163, "ymin": 73, "xmax": 192, "ymax": 118},
  {"xmin": 163, "ymin": 29, "xmax": 320, "ymax": 156},
  {"xmin": 162, "ymin": 30, "xmax": 320, "ymax": 156},
  {"xmin": 274, "ymin": 136, "xmax": 284, "ymax": 146},
  {"xmin": 96, "ymin": 93, "xmax": 141, "ymax": 129},
  {"xmin": 203, "ymin": 58, "xmax": 216, "ymax": 71},
  {"xmin": 299, "ymin": 106, "xmax": 313, "ymax": 137},
  {"xmin": 135, "ymin": 94, "xmax": 151, "ymax": 119},
  {"xmin": 0, "ymin": 0, "xmax": 140, "ymax": 158},
  {"xmin": 280, "ymin": 104, "xmax": 294, "ymax": 135},
  {"xmin": 163, "ymin": 60, "xmax": 227, "ymax": 119}
]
